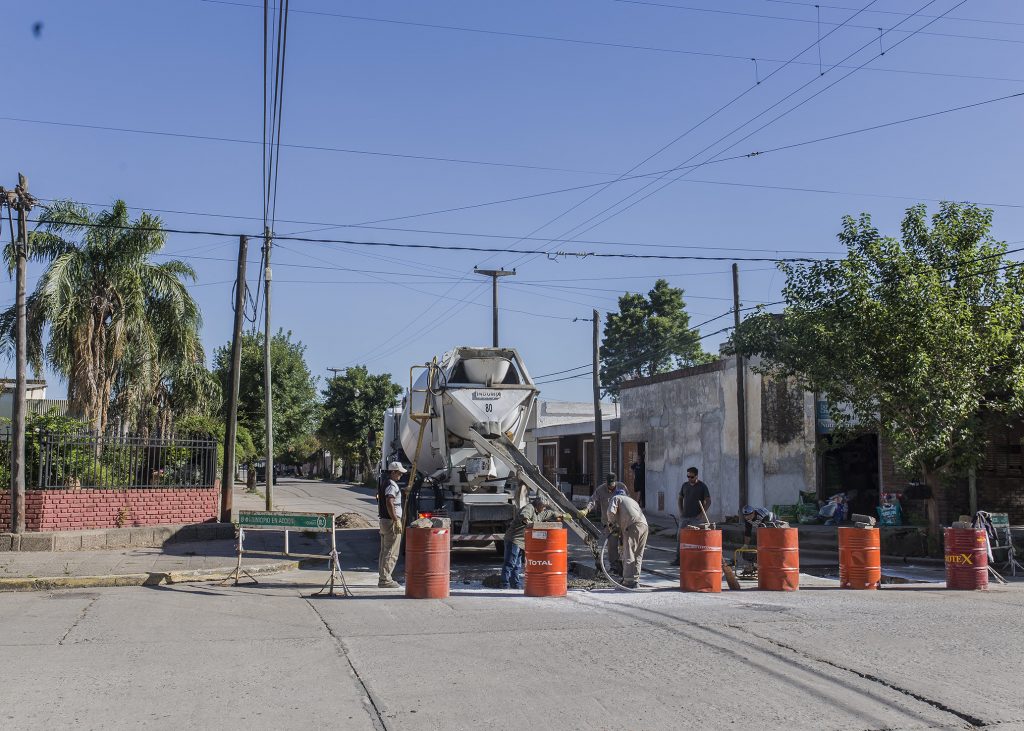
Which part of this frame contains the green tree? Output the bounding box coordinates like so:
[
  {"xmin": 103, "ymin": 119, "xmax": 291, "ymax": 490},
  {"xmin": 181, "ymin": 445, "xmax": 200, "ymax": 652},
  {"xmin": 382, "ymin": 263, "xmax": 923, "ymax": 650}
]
[
  {"xmin": 600, "ymin": 279, "xmax": 712, "ymax": 396},
  {"xmin": 1, "ymin": 200, "xmax": 206, "ymax": 434},
  {"xmin": 212, "ymin": 329, "xmax": 320, "ymax": 463},
  {"xmin": 320, "ymin": 366, "xmax": 402, "ymax": 477},
  {"xmin": 737, "ymin": 203, "xmax": 1024, "ymax": 533}
]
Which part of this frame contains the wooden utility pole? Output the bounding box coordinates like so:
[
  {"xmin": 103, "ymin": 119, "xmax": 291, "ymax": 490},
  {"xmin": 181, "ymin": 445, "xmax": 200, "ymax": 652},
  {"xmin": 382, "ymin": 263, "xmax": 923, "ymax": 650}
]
[
  {"xmin": 473, "ymin": 268, "xmax": 515, "ymax": 346},
  {"xmin": 592, "ymin": 309, "xmax": 604, "ymax": 488},
  {"xmin": 4, "ymin": 174, "xmax": 34, "ymax": 534},
  {"xmin": 263, "ymin": 227, "xmax": 274, "ymax": 511},
  {"xmin": 732, "ymin": 263, "xmax": 749, "ymax": 510},
  {"xmin": 221, "ymin": 235, "xmax": 248, "ymax": 522}
]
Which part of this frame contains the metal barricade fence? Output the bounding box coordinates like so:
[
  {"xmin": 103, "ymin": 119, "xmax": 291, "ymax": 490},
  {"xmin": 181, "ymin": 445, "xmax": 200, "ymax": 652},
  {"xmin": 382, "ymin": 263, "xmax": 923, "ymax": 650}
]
[{"xmin": 1, "ymin": 428, "xmax": 217, "ymax": 489}]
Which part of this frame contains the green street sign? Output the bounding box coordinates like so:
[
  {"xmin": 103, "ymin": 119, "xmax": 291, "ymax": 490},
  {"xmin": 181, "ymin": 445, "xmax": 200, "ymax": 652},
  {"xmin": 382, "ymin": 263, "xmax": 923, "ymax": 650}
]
[{"xmin": 237, "ymin": 510, "xmax": 334, "ymax": 532}]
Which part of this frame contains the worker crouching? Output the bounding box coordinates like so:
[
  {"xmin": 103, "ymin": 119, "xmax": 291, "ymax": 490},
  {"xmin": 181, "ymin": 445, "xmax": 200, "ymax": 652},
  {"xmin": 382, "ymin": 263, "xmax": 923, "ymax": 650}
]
[
  {"xmin": 501, "ymin": 495, "xmax": 563, "ymax": 590},
  {"xmin": 607, "ymin": 493, "xmax": 648, "ymax": 589}
]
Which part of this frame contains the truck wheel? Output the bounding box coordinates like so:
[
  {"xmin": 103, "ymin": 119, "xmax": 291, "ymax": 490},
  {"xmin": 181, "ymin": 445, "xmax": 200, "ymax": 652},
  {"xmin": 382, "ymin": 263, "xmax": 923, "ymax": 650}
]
[{"xmin": 493, "ymin": 541, "xmax": 505, "ymax": 556}]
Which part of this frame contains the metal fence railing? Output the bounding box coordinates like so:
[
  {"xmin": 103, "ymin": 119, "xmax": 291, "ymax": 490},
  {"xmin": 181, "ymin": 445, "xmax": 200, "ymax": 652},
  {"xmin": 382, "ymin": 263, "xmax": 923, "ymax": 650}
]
[{"xmin": 0, "ymin": 429, "xmax": 217, "ymax": 490}]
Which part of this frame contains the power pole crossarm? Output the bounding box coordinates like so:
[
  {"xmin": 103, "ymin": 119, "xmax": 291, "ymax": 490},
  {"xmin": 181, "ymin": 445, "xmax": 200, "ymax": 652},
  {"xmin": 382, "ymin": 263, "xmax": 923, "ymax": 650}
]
[{"xmin": 473, "ymin": 268, "xmax": 515, "ymax": 347}]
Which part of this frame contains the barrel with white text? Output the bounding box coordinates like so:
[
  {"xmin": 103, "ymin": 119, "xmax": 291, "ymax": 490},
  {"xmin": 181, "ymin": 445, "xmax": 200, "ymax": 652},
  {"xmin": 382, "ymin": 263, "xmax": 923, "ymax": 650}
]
[{"xmin": 524, "ymin": 527, "xmax": 568, "ymax": 597}]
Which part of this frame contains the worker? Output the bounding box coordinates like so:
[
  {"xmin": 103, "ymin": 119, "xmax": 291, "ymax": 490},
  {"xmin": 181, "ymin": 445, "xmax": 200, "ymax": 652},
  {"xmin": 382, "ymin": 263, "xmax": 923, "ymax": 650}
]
[
  {"xmin": 741, "ymin": 505, "xmax": 780, "ymax": 546},
  {"xmin": 607, "ymin": 492, "xmax": 649, "ymax": 589},
  {"xmin": 580, "ymin": 473, "xmax": 628, "ymax": 575},
  {"xmin": 377, "ymin": 461, "xmax": 406, "ymax": 589},
  {"xmin": 672, "ymin": 466, "xmax": 711, "ymax": 566},
  {"xmin": 501, "ymin": 494, "xmax": 563, "ymax": 590}
]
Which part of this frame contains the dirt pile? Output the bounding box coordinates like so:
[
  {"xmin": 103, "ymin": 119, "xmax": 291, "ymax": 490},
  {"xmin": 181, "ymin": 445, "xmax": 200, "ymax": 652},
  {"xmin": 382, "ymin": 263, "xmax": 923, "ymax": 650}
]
[{"xmin": 335, "ymin": 513, "xmax": 374, "ymax": 529}]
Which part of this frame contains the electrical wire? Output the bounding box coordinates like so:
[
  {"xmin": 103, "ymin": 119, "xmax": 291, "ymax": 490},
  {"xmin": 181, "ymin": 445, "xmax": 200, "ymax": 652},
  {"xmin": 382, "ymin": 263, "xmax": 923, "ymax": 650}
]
[
  {"xmin": 200, "ymin": 0, "xmax": 1024, "ymax": 82},
  {"xmin": 523, "ymin": 0, "xmax": 969, "ymax": 264},
  {"xmin": 763, "ymin": 0, "xmax": 1024, "ymax": 28},
  {"xmin": 612, "ymin": 0, "xmax": 1024, "ymax": 45}
]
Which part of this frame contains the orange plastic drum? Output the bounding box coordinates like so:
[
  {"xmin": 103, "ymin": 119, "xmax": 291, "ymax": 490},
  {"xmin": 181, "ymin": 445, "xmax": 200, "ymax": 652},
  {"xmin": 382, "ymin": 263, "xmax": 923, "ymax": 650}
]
[
  {"xmin": 524, "ymin": 527, "xmax": 568, "ymax": 597},
  {"xmin": 838, "ymin": 527, "xmax": 881, "ymax": 590},
  {"xmin": 405, "ymin": 526, "xmax": 450, "ymax": 599},
  {"xmin": 679, "ymin": 528, "xmax": 722, "ymax": 593},
  {"xmin": 944, "ymin": 528, "xmax": 988, "ymax": 590},
  {"xmin": 757, "ymin": 527, "xmax": 800, "ymax": 591}
]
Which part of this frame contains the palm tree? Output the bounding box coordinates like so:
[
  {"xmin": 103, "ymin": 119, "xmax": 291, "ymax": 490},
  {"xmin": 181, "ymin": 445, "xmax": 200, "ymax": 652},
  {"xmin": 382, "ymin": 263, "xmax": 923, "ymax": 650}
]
[{"xmin": 1, "ymin": 200, "xmax": 205, "ymax": 434}]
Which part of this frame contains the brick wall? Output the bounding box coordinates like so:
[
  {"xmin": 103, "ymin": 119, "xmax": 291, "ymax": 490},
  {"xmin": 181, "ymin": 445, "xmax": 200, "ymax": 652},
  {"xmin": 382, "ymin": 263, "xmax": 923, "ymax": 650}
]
[{"xmin": 0, "ymin": 488, "xmax": 218, "ymax": 531}]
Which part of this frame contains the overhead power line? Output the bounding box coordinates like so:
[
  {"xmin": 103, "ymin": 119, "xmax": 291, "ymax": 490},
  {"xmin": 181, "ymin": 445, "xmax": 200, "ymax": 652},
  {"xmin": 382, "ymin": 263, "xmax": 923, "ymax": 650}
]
[
  {"xmin": 26, "ymin": 216, "xmax": 1024, "ymax": 265},
  {"xmin": 612, "ymin": 0, "xmax": 1024, "ymax": 45},
  {"xmin": 199, "ymin": 0, "xmax": 1024, "ymax": 83},
  {"xmin": 763, "ymin": 0, "xmax": 1024, "ymax": 28}
]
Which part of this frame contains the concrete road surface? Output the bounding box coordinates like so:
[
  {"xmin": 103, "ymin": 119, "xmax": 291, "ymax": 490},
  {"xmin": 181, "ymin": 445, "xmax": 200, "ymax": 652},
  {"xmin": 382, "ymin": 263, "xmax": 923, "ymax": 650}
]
[{"xmin": 2, "ymin": 515, "xmax": 1022, "ymax": 731}]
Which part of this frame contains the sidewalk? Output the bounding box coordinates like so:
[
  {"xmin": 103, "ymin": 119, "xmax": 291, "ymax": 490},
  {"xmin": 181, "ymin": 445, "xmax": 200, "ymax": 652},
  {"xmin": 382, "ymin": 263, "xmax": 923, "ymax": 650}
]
[{"xmin": 0, "ymin": 478, "xmax": 378, "ymax": 592}]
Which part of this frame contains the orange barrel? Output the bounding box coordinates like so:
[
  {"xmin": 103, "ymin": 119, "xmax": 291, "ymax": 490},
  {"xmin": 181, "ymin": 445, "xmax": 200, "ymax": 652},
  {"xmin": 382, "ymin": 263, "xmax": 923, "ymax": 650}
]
[
  {"xmin": 838, "ymin": 527, "xmax": 881, "ymax": 590},
  {"xmin": 944, "ymin": 528, "xmax": 988, "ymax": 590},
  {"xmin": 679, "ymin": 528, "xmax": 722, "ymax": 593},
  {"xmin": 524, "ymin": 527, "xmax": 568, "ymax": 597},
  {"xmin": 757, "ymin": 527, "xmax": 800, "ymax": 591},
  {"xmin": 405, "ymin": 526, "xmax": 450, "ymax": 599}
]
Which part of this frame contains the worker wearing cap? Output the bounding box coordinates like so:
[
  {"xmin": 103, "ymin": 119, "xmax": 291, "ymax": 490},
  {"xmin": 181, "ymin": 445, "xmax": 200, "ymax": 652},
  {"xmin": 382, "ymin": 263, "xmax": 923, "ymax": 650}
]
[
  {"xmin": 579, "ymin": 473, "xmax": 628, "ymax": 575},
  {"xmin": 741, "ymin": 505, "xmax": 779, "ymax": 546},
  {"xmin": 500, "ymin": 494, "xmax": 564, "ymax": 590},
  {"xmin": 607, "ymin": 492, "xmax": 649, "ymax": 589},
  {"xmin": 377, "ymin": 461, "xmax": 407, "ymax": 589}
]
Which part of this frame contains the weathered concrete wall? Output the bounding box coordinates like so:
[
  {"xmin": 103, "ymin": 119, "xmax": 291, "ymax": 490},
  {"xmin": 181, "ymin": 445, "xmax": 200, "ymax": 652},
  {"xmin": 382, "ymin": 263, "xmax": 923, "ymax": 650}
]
[{"xmin": 620, "ymin": 359, "xmax": 815, "ymax": 519}]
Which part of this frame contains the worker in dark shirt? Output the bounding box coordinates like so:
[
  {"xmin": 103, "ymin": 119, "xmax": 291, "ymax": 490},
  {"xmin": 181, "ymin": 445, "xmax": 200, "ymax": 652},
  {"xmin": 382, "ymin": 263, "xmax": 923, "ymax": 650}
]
[
  {"xmin": 500, "ymin": 495, "xmax": 563, "ymax": 590},
  {"xmin": 672, "ymin": 466, "xmax": 711, "ymax": 566}
]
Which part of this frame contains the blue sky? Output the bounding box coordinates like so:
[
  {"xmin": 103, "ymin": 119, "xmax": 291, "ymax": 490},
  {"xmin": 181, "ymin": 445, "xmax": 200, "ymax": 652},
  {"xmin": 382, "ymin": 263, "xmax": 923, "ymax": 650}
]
[{"xmin": 3, "ymin": 0, "xmax": 1024, "ymax": 402}]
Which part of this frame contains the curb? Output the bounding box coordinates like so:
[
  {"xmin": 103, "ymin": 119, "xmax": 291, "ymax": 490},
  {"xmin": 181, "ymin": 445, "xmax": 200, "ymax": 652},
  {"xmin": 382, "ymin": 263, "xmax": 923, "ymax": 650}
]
[{"xmin": 0, "ymin": 559, "xmax": 300, "ymax": 593}]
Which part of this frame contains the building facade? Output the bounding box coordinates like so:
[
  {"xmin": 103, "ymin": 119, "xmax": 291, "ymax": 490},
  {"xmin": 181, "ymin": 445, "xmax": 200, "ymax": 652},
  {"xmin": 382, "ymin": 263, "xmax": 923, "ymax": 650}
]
[{"xmin": 618, "ymin": 358, "xmax": 817, "ymax": 519}]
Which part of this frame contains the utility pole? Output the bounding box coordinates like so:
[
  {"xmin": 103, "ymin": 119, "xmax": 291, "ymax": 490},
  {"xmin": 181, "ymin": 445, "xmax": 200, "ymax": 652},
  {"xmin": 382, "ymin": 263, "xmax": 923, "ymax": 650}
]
[
  {"xmin": 473, "ymin": 268, "xmax": 515, "ymax": 346},
  {"xmin": 732, "ymin": 263, "xmax": 749, "ymax": 511},
  {"xmin": 592, "ymin": 309, "xmax": 604, "ymax": 489},
  {"xmin": 326, "ymin": 368, "xmax": 343, "ymax": 378},
  {"xmin": 263, "ymin": 227, "xmax": 274, "ymax": 511},
  {"xmin": 4, "ymin": 174, "xmax": 35, "ymax": 534},
  {"xmin": 221, "ymin": 235, "xmax": 248, "ymax": 522}
]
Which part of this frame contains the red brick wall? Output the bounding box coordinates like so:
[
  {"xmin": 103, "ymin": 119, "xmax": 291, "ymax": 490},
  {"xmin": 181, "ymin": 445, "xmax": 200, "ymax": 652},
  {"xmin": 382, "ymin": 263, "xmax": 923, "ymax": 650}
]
[{"xmin": 0, "ymin": 488, "xmax": 218, "ymax": 531}]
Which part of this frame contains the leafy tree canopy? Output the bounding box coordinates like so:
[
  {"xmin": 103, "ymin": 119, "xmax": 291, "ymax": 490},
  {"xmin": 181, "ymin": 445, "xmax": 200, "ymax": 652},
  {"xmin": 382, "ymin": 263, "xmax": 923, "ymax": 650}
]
[
  {"xmin": 212, "ymin": 329, "xmax": 320, "ymax": 461},
  {"xmin": 737, "ymin": 203, "xmax": 1024, "ymax": 485},
  {"xmin": 320, "ymin": 365, "xmax": 402, "ymax": 471},
  {"xmin": 600, "ymin": 279, "xmax": 713, "ymax": 396}
]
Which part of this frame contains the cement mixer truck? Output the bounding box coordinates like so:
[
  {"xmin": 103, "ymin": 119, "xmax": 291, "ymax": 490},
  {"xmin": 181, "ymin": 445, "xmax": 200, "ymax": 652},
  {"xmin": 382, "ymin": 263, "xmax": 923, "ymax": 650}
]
[{"xmin": 380, "ymin": 346, "xmax": 600, "ymax": 552}]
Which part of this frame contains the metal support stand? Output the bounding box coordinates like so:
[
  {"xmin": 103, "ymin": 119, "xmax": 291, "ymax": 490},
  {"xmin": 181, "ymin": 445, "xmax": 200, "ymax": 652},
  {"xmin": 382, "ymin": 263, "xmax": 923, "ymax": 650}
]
[
  {"xmin": 312, "ymin": 527, "xmax": 353, "ymax": 597},
  {"xmin": 221, "ymin": 528, "xmax": 259, "ymax": 586}
]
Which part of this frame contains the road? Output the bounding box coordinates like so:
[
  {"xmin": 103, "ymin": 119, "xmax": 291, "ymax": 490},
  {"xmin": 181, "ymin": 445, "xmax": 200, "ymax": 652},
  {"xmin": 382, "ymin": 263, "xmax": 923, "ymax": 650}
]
[{"xmin": 3, "ymin": 479, "xmax": 1020, "ymax": 730}]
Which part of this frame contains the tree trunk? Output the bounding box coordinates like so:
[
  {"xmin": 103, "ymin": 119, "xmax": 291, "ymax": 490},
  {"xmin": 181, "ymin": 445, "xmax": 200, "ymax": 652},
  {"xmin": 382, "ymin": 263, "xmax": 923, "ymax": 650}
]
[{"xmin": 920, "ymin": 466, "xmax": 942, "ymax": 556}]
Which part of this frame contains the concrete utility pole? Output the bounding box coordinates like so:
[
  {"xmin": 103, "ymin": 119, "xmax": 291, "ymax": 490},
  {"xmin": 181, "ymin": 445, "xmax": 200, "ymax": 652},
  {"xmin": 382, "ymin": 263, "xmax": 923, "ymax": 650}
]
[
  {"xmin": 3, "ymin": 174, "xmax": 35, "ymax": 534},
  {"xmin": 263, "ymin": 227, "xmax": 274, "ymax": 511},
  {"xmin": 326, "ymin": 368, "xmax": 343, "ymax": 378},
  {"xmin": 473, "ymin": 268, "xmax": 515, "ymax": 347},
  {"xmin": 592, "ymin": 309, "xmax": 604, "ymax": 489},
  {"xmin": 732, "ymin": 263, "xmax": 749, "ymax": 511},
  {"xmin": 221, "ymin": 235, "xmax": 248, "ymax": 522}
]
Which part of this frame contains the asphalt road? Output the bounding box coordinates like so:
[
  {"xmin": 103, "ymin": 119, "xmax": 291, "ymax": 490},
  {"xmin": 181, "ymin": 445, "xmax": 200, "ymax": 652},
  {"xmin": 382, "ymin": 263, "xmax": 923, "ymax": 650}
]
[{"xmin": 3, "ymin": 487, "xmax": 1023, "ymax": 730}]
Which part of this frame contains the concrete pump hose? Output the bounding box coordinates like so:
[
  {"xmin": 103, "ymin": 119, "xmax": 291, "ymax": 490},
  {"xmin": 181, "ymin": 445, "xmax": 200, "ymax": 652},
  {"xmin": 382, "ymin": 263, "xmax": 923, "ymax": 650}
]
[{"xmin": 597, "ymin": 534, "xmax": 653, "ymax": 593}]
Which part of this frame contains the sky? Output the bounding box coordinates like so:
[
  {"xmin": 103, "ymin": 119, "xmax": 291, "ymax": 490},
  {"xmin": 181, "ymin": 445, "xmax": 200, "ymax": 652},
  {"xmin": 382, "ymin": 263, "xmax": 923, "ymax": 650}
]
[{"xmin": 3, "ymin": 0, "xmax": 1024, "ymax": 403}]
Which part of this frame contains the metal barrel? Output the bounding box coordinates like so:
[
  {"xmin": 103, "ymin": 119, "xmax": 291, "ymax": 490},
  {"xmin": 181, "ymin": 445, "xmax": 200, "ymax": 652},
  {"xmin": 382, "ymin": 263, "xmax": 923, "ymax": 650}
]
[
  {"xmin": 838, "ymin": 527, "xmax": 881, "ymax": 590},
  {"xmin": 757, "ymin": 527, "xmax": 800, "ymax": 591},
  {"xmin": 944, "ymin": 527, "xmax": 988, "ymax": 590},
  {"xmin": 679, "ymin": 528, "xmax": 722, "ymax": 593},
  {"xmin": 404, "ymin": 526, "xmax": 451, "ymax": 599},
  {"xmin": 524, "ymin": 527, "xmax": 568, "ymax": 597}
]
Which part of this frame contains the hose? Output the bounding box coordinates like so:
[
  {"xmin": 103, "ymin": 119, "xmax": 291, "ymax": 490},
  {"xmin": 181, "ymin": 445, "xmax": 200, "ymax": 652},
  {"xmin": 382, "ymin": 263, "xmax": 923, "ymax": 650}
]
[{"xmin": 595, "ymin": 533, "xmax": 654, "ymax": 593}]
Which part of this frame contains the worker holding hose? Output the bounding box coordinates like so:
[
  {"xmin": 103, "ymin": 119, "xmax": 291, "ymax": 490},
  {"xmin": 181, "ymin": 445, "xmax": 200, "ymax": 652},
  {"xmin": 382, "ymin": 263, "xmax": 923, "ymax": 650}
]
[
  {"xmin": 580, "ymin": 473, "xmax": 628, "ymax": 576},
  {"xmin": 606, "ymin": 492, "xmax": 649, "ymax": 589}
]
